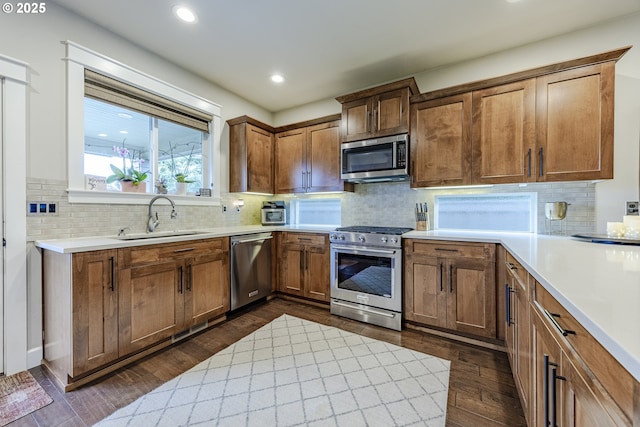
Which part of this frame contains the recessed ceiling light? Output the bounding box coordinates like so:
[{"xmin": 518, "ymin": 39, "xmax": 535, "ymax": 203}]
[
  {"xmin": 117, "ymin": 112, "xmax": 133, "ymax": 119},
  {"xmin": 173, "ymin": 6, "xmax": 197, "ymax": 23},
  {"xmin": 98, "ymin": 133, "xmax": 108, "ymax": 137},
  {"xmin": 506, "ymin": 0, "xmax": 522, "ymax": 3},
  {"xmin": 119, "ymin": 130, "xmax": 129, "ymax": 134},
  {"xmin": 271, "ymin": 74, "xmax": 285, "ymax": 83}
]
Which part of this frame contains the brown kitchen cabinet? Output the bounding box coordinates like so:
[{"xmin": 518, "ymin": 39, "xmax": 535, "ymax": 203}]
[
  {"xmin": 472, "ymin": 78, "xmax": 536, "ymax": 184},
  {"xmin": 410, "ymin": 93, "xmax": 472, "ymax": 187},
  {"xmin": 504, "ymin": 251, "xmax": 532, "ymax": 424},
  {"xmin": 409, "ymin": 47, "xmax": 627, "ymax": 188},
  {"xmin": 118, "ymin": 238, "xmax": 229, "ymax": 355},
  {"xmin": 404, "ymin": 240, "xmax": 496, "ymax": 338},
  {"xmin": 535, "ymin": 62, "xmax": 614, "ymax": 182},
  {"xmin": 336, "ymin": 78, "xmax": 419, "ymax": 143},
  {"xmin": 228, "ymin": 116, "xmax": 274, "ymax": 193},
  {"xmin": 277, "ymin": 232, "xmax": 330, "ymax": 302},
  {"xmin": 275, "ymin": 120, "xmax": 350, "ymax": 193},
  {"xmin": 531, "ymin": 281, "xmax": 634, "ymax": 426}
]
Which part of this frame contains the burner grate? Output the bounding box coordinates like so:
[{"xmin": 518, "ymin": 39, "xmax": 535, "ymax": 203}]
[{"xmin": 336, "ymin": 226, "xmax": 413, "ymax": 235}]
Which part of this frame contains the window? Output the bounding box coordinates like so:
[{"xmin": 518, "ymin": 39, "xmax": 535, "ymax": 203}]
[
  {"xmin": 65, "ymin": 41, "xmax": 221, "ymax": 205},
  {"xmin": 291, "ymin": 198, "xmax": 341, "ymax": 227},
  {"xmin": 435, "ymin": 193, "xmax": 537, "ymax": 233}
]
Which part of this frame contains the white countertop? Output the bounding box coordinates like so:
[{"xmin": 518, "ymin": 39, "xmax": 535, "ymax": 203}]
[
  {"xmin": 404, "ymin": 230, "xmax": 640, "ymax": 382},
  {"xmin": 36, "ymin": 226, "xmax": 640, "ymax": 381},
  {"xmin": 34, "ymin": 224, "xmax": 335, "ymax": 253}
]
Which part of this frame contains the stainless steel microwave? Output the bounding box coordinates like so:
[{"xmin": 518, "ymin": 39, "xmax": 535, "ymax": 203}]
[
  {"xmin": 340, "ymin": 134, "xmax": 409, "ymax": 182},
  {"xmin": 261, "ymin": 201, "xmax": 287, "ymax": 225}
]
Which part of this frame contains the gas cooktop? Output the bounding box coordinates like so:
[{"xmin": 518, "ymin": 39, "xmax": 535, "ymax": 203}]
[{"xmin": 335, "ymin": 226, "xmax": 413, "ymax": 235}]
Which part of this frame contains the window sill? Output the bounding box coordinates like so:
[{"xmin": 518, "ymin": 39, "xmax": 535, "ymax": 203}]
[{"xmin": 67, "ymin": 189, "xmax": 220, "ymax": 206}]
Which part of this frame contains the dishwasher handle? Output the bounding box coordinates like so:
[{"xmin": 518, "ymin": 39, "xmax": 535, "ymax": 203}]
[{"xmin": 232, "ymin": 235, "xmax": 273, "ymax": 246}]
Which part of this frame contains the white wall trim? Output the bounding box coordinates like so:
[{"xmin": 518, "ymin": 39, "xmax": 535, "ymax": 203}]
[
  {"xmin": 63, "ymin": 41, "xmax": 222, "ymax": 203},
  {"xmin": 1, "ymin": 53, "xmax": 28, "ymax": 375}
]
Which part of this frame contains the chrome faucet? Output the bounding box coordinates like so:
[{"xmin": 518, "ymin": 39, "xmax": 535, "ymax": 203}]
[{"xmin": 148, "ymin": 195, "xmax": 177, "ymax": 232}]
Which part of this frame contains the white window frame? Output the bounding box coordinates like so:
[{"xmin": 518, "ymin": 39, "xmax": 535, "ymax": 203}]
[{"xmin": 64, "ymin": 41, "xmax": 222, "ymax": 205}]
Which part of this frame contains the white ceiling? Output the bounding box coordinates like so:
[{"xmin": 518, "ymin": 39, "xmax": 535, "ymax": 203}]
[{"xmin": 53, "ymin": 0, "xmax": 640, "ymax": 113}]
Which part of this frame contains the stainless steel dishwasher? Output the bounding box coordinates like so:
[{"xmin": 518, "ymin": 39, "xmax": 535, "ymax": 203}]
[{"xmin": 230, "ymin": 232, "xmax": 273, "ymax": 310}]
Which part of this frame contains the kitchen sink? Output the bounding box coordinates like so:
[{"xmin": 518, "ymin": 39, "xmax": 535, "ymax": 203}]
[{"xmin": 114, "ymin": 230, "xmax": 206, "ymax": 241}]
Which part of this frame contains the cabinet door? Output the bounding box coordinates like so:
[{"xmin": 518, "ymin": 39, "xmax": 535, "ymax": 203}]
[
  {"xmin": 374, "ymin": 88, "xmax": 410, "ymax": 137},
  {"xmin": 72, "ymin": 250, "xmax": 118, "ymax": 376},
  {"xmin": 246, "ymin": 124, "xmax": 274, "ymax": 193},
  {"xmin": 403, "ymin": 254, "xmax": 447, "ymax": 328},
  {"xmin": 472, "ymin": 79, "xmax": 536, "ymax": 184},
  {"xmin": 278, "ymin": 243, "xmax": 305, "ymax": 297},
  {"xmin": 447, "ymin": 257, "xmax": 496, "ymax": 338},
  {"xmin": 410, "ymin": 93, "xmax": 472, "ymax": 187},
  {"xmin": 341, "ymin": 97, "xmax": 371, "ymax": 142},
  {"xmin": 562, "ymin": 353, "xmax": 617, "ymax": 427},
  {"xmin": 307, "ymin": 121, "xmax": 343, "ymax": 192},
  {"xmin": 304, "ymin": 244, "xmax": 330, "ymax": 302},
  {"xmin": 275, "ymin": 127, "xmax": 307, "ymax": 193},
  {"xmin": 533, "ymin": 311, "xmax": 564, "ymax": 427},
  {"xmin": 118, "ymin": 261, "xmax": 184, "ymax": 355},
  {"xmin": 184, "ymin": 250, "xmax": 229, "ymax": 326},
  {"xmin": 536, "ymin": 62, "xmax": 614, "ymax": 181}
]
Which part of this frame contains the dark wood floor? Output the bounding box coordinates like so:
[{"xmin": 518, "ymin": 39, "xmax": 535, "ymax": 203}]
[{"xmin": 10, "ymin": 299, "xmax": 526, "ymax": 426}]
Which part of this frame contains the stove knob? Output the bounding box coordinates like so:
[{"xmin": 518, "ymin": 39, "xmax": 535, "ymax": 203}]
[
  {"xmin": 358, "ymin": 234, "xmax": 366, "ymax": 243},
  {"xmin": 380, "ymin": 236, "xmax": 388, "ymax": 243},
  {"xmin": 390, "ymin": 237, "xmax": 398, "ymax": 244},
  {"xmin": 339, "ymin": 234, "xmax": 346, "ymax": 240},
  {"xmin": 330, "ymin": 233, "xmax": 337, "ymax": 240}
]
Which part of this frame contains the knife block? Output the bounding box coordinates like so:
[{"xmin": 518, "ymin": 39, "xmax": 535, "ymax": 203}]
[{"xmin": 416, "ymin": 220, "xmax": 427, "ymax": 231}]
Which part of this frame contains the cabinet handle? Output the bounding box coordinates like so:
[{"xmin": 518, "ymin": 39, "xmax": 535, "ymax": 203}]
[
  {"xmin": 505, "ymin": 284, "xmax": 514, "ymax": 326},
  {"xmin": 306, "ymin": 171, "xmax": 311, "ymax": 190},
  {"xmin": 174, "ymin": 247, "xmax": 195, "ymax": 253},
  {"xmin": 306, "ymin": 250, "xmax": 310, "ymax": 271},
  {"xmin": 300, "ymin": 249, "xmax": 305, "ymax": 271},
  {"xmin": 544, "ymin": 309, "xmax": 576, "ymax": 337},
  {"xmin": 449, "ymin": 264, "xmax": 453, "ymax": 293},
  {"xmin": 506, "ymin": 262, "xmax": 517, "ymax": 271},
  {"xmin": 187, "ymin": 264, "xmax": 192, "ymax": 292},
  {"xmin": 435, "ymin": 248, "xmax": 458, "ymax": 252},
  {"xmin": 551, "ymin": 366, "xmax": 566, "ymax": 427},
  {"xmin": 411, "ymin": 161, "xmax": 415, "ymax": 183},
  {"xmin": 527, "ymin": 148, "xmax": 532, "ymax": 177},
  {"xmin": 543, "ymin": 354, "xmax": 558, "ymax": 427},
  {"xmin": 439, "ymin": 262, "xmax": 444, "ymax": 292},
  {"xmin": 539, "ymin": 147, "xmax": 544, "ymax": 177},
  {"xmin": 109, "ymin": 256, "xmax": 115, "ymax": 292},
  {"xmin": 178, "ymin": 265, "xmax": 183, "ymax": 294},
  {"xmin": 373, "ymin": 105, "xmax": 378, "ymax": 131},
  {"xmin": 366, "ymin": 110, "xmax": 371, "ymax": 133}
]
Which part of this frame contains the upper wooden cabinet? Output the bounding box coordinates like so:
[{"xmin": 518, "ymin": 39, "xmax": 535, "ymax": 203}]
[
  {"xmin": 535, "ymin": 63, "xmax": 614, "ymax": 181},
  {"xmin": 228, "ymin": 116, "xmax": 274, "ymax": 193},
  {"xmin": 410, "ymin": 47, "xmax": 629, "ymax": 188},
  {"xmin": 275, "ymin": 118, "xmax": 352, "ymax": 193},
  {"xmin": 410, "ymin": 93, "xmax": 472, "ymax": 188},
  {"xmin": 336, "ymin": 78, "xmax": 419, "ymax": 142},
  {"xmin": 472, "ymin": 79, "xmax": 536, "ymax": 184}
]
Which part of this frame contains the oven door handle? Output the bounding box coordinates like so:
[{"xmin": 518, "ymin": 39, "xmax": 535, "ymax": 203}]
[{"xmin": 331, "ymin": 245, "xmax": 397, "ymax": 256}]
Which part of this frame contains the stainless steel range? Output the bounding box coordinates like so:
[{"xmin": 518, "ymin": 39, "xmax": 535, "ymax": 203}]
[{"xmin": 329, "ymin": 226, "xmax": 412, "ymax": 331}]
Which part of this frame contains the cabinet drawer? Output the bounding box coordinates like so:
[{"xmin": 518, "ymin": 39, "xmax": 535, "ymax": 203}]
[
  {"xmin": 505, "ymin": 252, "xmax": 528, "ymax": 292},
  {"xmin": 406, "ymin": 240, "xmax": 491, "ymax": 259},
  {"xmin": 119, "ymin": 238, "xmax": 228, "ymax": 268},
  {"xmin": 534, "ymin": 282, "xmax": 634, "ymax": 424},
  {"xmin": 280, "ymin": 232, "xmax": 327, "ymax": 246}
]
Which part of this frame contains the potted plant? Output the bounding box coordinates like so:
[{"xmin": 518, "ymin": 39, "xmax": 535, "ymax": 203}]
[
  {"xmin": 106, "ymin": 140, "xmax": 149, "ymax": 193},
  {"xmin": 168, "ymin": 142, "xmax": 195, "ymax": 194}
]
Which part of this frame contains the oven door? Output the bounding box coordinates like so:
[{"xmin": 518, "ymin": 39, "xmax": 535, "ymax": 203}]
[{"xmin": 330, "ymin": 244, "xmax": 402, "ymax": 313}]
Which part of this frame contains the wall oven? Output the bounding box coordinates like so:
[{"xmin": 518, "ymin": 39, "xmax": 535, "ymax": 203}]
[
  {"xmin": 330, "ymin": 226, "xmax": 411, "ymax": 331},
  {"xmin": 340, "ymin": 134, "xmax": 409, "ymax": 182}
]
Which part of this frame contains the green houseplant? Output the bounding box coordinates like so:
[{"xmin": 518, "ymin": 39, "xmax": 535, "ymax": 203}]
[{"xmin": 106, "ymin": 140, "xmax": 148, "ymax": 191}]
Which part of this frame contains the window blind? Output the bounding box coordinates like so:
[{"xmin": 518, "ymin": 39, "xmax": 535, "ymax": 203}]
[{"xmin": 84, "ymin": 70, "xmax": 211, "ymax": 132}]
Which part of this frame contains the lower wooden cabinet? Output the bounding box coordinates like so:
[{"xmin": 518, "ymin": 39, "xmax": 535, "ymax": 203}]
[
  {"xmin": 277, "ymin": 232, "xmax": 330, "ymax": 302},
  {"xmin": 42, "ymin": 237, "xmax": 230, "ymax": 390},
  {"xmin": 404, "ymin": 239, "xmax": 496, "ymax": 338}
]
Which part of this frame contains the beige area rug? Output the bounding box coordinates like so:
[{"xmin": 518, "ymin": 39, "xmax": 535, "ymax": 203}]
[
  {"xmin": 96, "ymin": 314, "xmax": 451, "ymax": 426},
  {"xmin": 0, "ymin": 370, "xmax": 53, "ymax": 426}
]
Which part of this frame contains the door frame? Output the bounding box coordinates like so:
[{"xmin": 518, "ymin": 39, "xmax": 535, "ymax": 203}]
[{"xmin": 0, "ymin": 54, "xmax": 28, "ymax": 376}]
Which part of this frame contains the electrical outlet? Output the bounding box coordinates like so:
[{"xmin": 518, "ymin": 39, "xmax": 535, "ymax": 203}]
[
  {"xmin": 222, "ymin": 205, "xmax": 227, "ymax": 213},
  {"xmin": 27, "ymin": 201, "xmax": 59, "ymax": 215},
  {"xmin": 627, "ymin": 201, "xmax": 639, "ymax": 215}
]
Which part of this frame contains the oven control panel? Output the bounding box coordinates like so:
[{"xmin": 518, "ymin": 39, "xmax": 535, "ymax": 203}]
[{"xmin": 330, "ymin": 232, "xmax": 402, "ymax": 249}]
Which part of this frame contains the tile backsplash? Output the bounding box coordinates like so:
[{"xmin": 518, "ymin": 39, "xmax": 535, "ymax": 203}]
[{"xmin": 27, "ymin": 178, "xmax": 596, "ymax": 241}]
